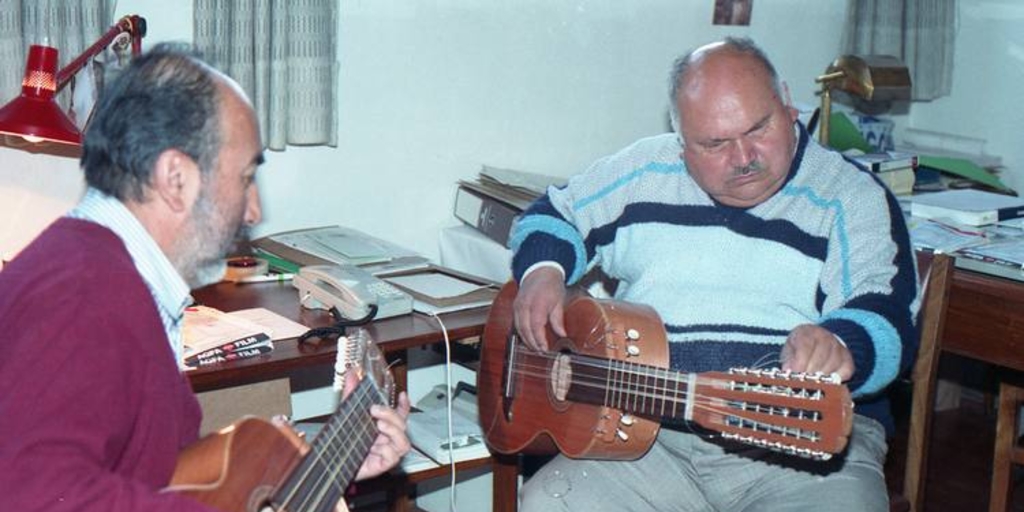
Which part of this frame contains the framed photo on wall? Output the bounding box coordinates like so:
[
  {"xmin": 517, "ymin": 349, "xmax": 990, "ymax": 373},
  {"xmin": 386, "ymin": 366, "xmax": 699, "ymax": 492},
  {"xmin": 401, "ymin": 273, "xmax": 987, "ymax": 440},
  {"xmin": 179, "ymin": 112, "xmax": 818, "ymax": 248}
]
[{"xmin": 713, "ymin": 0, "xmax": 753, "ymax": 26}]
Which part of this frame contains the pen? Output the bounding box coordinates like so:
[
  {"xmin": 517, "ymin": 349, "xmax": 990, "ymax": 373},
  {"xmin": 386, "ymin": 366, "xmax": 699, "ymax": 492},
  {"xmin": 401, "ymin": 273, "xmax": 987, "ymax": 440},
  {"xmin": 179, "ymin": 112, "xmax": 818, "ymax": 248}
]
[{"xmin": 236, "ymin": 273, "xmax": 295, "ymax": 284}]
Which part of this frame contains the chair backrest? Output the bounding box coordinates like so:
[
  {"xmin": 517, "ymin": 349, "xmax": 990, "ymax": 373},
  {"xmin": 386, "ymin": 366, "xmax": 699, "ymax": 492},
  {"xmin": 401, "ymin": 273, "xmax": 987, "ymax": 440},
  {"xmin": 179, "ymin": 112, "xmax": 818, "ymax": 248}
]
[{"xmin": 896, "ymin": 252, "xmax": 955, "ymax": 512}]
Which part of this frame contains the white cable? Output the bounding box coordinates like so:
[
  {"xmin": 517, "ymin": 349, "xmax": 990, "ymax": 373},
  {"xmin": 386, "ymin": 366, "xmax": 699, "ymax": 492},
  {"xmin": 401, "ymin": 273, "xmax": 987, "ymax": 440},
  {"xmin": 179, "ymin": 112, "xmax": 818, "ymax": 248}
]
[{"xmin": 429, "ymin": 311, "xmax": 458, "ymax": 512}]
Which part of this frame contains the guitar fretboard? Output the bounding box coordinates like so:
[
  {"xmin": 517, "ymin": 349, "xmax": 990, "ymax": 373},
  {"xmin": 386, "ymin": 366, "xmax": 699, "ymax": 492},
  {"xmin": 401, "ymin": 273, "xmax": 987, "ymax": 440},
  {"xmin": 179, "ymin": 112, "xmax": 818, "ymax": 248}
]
[
  {"xmin": 565, "ymin": 352, "xmax": 690, "ymax": 419},
  {"xmin": 272, "ymin": 378, "xmax": 383, "ymax": 512}
]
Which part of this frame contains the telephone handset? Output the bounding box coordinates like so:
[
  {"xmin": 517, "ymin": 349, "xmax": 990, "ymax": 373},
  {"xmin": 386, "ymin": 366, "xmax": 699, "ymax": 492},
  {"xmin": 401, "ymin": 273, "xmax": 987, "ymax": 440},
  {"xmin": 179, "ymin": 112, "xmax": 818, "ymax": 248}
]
[{"xmin": 293, "ymin": 264, "xmax": 413, "ymax": 320}]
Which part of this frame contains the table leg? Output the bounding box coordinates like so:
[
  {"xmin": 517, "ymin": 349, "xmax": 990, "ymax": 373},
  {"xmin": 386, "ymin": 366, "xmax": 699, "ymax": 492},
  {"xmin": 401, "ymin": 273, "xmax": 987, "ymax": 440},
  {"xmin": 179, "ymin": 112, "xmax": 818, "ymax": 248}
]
[{"xmin": 492, "ymin": 454, "xmax": 519, "ymax": 512}]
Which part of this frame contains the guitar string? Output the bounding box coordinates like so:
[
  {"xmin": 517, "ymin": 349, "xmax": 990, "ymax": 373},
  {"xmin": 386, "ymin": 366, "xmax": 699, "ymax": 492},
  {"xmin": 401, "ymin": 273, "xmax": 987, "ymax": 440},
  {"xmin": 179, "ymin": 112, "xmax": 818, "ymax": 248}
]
[
  {"xmin": 283, "ymin": 330, "xmax": 392, "ymax": 512},
  {"xmin": 502, "ymin": 366, "xmax": 828, "ymax": 449},
  {"xmin": 278, "ymin": 387, "xmax": 368, "ymax": 512},
  {"xmin": 512, "ymin": 348, "xmax": 835, "ymax": 396},
  {"xmin": 501, "ymin": 355, "xmax": 833, "ymax": 443},
  {"xmin": 507, "ymin": 353, "xmax": 833, "ymax": 410},
  {"xmin": 305, "ymin": 387, "xmax": 379, "ymax": 511},
  {"xmin": 278, "ymin": 382, "xmax": 380, "ymax": 512},
  {"xmin": 496, "ymin": 312, "xmax": 836, "ymax": 452},
  {"xmin": 307, "ymin": 391, "xmax": 378, "ymax": 511},
  {"xmin": 288, "ymin": 394, "xmax": 377, "ymax": 512}
]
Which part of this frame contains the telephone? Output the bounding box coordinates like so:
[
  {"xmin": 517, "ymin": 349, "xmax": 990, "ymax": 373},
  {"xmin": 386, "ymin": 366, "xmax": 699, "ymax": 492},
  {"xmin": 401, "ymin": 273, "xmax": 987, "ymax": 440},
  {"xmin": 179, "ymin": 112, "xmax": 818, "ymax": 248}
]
[{"xmin": 293, "ymin": 264, "xmax": 413, "ymax": 320}]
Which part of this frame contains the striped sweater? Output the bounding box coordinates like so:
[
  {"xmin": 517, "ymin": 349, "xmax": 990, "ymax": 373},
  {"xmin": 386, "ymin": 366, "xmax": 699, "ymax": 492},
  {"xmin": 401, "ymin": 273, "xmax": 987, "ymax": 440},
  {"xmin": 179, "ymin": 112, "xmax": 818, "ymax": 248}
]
[{"xmin": 511, "ymin": 125, "xmax": 919, "ymax": 429}]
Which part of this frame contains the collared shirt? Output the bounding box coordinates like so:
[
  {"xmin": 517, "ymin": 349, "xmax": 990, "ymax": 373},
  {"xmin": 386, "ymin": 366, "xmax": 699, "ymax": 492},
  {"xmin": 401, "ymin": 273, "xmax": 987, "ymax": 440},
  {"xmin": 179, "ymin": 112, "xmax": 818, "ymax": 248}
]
[{"xmin": 68, "ymin": 188, "xmax": 192, "ymax": 364}]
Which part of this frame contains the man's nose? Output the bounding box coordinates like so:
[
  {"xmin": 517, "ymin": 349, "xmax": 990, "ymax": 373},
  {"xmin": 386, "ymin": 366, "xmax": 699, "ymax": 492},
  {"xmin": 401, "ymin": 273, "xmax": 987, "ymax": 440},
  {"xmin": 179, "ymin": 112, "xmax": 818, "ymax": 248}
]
[
  {"xmin": 245, "ymin": 184, "xmax": 262, "ymax": 226},
  {"xmin": 728, "ymin": 138, "xmax": 755, "ymax": 168}
]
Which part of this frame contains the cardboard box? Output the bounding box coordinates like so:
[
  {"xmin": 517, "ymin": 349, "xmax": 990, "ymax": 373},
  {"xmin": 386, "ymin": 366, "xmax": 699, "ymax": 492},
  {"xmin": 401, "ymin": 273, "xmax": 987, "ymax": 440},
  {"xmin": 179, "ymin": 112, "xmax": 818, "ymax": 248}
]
[{"xmin": 194, "ymin": 378, "xmax": 292, "ymax": 436}]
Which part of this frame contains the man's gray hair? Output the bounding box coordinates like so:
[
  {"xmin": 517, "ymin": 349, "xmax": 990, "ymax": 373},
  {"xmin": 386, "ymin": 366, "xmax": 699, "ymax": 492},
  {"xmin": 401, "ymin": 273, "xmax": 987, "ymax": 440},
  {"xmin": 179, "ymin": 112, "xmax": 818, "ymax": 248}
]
[
  {"xmin": 81, "ymin": 43, "xmax": 222, "ymax": 203},
  {"xmin": 667, "ymin": 37, "xmax": 783, "ymax": 134}
]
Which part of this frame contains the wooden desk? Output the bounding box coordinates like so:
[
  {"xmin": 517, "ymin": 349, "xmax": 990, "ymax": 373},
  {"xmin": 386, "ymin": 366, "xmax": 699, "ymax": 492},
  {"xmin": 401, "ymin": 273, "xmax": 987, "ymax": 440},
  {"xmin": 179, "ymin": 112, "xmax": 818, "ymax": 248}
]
[
  {"xmin": 188, "ymin": 280, "xmax": 518, "ymax": 512},
  {"xmin": 943, "ymin": 266, "xmax": 1024, "ymax": 373}
]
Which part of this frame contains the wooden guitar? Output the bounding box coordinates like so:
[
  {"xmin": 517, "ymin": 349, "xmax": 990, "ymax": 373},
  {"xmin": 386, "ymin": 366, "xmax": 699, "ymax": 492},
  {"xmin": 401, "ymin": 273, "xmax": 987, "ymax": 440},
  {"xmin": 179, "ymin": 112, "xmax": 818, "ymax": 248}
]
[
  {"xmin": 477, "ymin": 282, "xmax": 854, "ymax": 462},
  {"xmin": 166, "ymin": 330, "xmax": 394, "ymax": 512}
]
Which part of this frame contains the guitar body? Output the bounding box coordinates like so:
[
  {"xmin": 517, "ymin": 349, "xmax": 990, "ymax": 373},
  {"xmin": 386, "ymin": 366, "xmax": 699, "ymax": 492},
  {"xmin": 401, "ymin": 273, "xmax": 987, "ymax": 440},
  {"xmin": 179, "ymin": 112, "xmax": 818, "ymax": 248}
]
[
  {"xmin": 167, "ymin": 417, "xmax": 313, "ymax": 512},
  {"xmin": 478, "ymin": 282, "xmax": 667, "ymax": 460}
]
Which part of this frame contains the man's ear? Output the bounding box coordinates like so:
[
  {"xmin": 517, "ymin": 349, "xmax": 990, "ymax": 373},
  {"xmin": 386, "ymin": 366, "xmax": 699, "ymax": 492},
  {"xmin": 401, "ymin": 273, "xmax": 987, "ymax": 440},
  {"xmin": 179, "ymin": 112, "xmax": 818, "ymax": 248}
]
[
  {"xmin": 150, "ymin": 149, "xmax": 201, "ymax": 214},
  {"xmin": 780, "ymin": 81, "xmax": 799, "ymax": 122}
]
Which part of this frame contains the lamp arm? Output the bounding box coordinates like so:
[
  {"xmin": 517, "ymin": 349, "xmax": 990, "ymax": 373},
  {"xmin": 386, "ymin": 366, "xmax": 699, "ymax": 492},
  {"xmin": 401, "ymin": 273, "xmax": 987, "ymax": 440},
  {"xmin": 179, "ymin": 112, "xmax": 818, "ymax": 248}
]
[
  {"xmin": 55, "ymin": 14, "xmax": 146, "ymax": 91},
  {"xmin": 815, "ymin": 70, "xmax": 846, "ymax": 84}
]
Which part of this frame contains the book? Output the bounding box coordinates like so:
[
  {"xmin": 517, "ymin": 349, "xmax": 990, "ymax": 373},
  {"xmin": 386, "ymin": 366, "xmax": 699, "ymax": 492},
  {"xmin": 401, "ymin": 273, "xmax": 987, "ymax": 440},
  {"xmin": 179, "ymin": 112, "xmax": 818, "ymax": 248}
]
[
  {"xmin": 182, "ymin": 305, "xmax": 272, "ymax": 361},
  {"xmin": 849, "ymin": 150, "xmax": 918, "ymax": 173},
  {"xmin": 184, "ymin": 332, "xmax": 273, "ymax": 363},
  {"xmin": 911, "ymin": 189, "xmax": 1024, "ymax": 227},
  {"xmin": 877, "ymin": 167, "xmax": 915, "ymax": 196},
  {"xmin": 953, "ymin": 237, "xmax": 1024, "ymax": 282},
  {"xmin": 185, "ymin": 341, "xmax": 275, "ymax": 368}
]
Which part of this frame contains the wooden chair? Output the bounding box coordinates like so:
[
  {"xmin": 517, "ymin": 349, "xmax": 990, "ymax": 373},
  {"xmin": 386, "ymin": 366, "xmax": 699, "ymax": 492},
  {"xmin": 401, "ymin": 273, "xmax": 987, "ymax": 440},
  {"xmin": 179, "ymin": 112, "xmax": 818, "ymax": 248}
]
[
  {"xmin": 990, "ymin": 380, "xmax": 1024, "ymax": 511},
  {"xmin": 889, "ymin": 252, "xmax": 954, "ymax": 512}
]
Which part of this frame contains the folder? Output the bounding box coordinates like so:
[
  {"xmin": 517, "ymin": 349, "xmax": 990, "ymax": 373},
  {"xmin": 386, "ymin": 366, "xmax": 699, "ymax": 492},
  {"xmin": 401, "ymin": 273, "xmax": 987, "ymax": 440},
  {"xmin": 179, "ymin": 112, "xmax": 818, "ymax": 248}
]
[
  {"xmin": 379, "ymin": 264, "xmax": 498, "ymax": 315},
  {"xmin": 453, "ymin": 184, "xmax": 521, "ymax": 248}
]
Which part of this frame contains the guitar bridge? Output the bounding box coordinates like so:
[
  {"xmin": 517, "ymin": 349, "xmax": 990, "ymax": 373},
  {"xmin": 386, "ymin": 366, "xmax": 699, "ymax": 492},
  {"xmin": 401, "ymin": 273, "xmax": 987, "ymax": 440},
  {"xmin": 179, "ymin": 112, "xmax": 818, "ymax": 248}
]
[{"xmin": 501, "ymin": 331, "xmax": 519, "ymax": 421}]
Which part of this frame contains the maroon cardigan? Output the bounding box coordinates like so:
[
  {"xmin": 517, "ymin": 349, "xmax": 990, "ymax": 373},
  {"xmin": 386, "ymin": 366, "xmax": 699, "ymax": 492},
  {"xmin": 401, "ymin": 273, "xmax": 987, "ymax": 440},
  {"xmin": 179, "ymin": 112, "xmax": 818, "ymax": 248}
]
[{"xmin": 0, "ymin": 218, "xmax": 214, "ymax": 511}]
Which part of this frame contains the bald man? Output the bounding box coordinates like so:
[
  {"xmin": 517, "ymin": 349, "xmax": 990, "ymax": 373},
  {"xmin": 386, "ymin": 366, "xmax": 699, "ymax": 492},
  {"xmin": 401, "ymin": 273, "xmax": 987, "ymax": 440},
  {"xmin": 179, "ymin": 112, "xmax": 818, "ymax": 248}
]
[{"xmin": 510, "ymin": 37, "xmax": 917, "ymax": 511}]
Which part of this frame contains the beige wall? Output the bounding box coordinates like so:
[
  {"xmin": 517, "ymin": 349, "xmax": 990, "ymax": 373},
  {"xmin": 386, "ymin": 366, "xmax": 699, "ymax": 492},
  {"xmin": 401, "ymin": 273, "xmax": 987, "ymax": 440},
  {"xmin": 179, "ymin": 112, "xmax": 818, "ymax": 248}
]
[{"xmin": 3, "ymin": 1, "xmax": 1015, "ymax": 263}]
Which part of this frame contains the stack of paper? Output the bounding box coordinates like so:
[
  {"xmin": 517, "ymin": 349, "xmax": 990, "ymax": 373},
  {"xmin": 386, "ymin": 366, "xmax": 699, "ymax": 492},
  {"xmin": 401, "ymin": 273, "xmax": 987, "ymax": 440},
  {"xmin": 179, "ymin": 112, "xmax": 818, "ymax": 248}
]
[
  {"xmin": 398, "ymin": 446, "xmax": 441, "ymax": 474},
  {"xmin": 251, "ymin": 225, "xmax": 429, "ymax": 275},
  {"xmin": 406, "ymin": 385, "xmax": 491, "ymax": 465},
  {"xmin": 470, "ymin": 164, "xmax": 566, "ymax": 210}
]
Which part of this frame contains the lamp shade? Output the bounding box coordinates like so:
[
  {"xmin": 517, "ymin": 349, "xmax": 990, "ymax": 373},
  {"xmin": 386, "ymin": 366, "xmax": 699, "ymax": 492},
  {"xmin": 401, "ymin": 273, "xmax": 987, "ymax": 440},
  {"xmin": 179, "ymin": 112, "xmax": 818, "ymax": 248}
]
[
  {"xmin": 0, "ymin": 45, "xmax": 81, "ymax": 145},
  {"xmin": 824, "ymin": 55, "xmax": 912, "ymax": 103}
]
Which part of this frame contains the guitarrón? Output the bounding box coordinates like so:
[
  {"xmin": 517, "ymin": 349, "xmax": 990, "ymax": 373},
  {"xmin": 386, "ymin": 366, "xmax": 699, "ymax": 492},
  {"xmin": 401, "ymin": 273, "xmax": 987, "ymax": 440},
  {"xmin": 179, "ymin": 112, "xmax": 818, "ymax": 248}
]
[{"xmin": 477, "ymin": 282, "xmax": 853, "ymax": 462}]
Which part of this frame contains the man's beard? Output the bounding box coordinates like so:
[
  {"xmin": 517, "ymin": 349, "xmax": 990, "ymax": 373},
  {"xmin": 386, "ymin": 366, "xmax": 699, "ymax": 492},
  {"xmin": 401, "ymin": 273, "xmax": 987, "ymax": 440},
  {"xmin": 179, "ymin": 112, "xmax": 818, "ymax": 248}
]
[{"xmin": 176, "ymin": 189, "xmax": 249, "ymax": 289}]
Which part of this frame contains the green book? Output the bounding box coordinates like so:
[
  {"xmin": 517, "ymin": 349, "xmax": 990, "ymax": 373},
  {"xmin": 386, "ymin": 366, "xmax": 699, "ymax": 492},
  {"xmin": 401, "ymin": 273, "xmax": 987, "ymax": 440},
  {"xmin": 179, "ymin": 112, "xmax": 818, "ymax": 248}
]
[{"xmin": 254, "ymin": 248, "xmax": 301, "ymax": 274}]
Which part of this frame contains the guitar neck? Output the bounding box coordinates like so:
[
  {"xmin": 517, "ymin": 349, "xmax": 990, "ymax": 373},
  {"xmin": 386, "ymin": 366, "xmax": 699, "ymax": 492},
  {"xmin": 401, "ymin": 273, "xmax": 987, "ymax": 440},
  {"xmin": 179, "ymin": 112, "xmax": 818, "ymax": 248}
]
[
  {"xmin": 558, "ymin": 351, "xmax": 852, "ymax": 458},
  {"xmin": 565, "ymin": 352, "xmax": 691, "ymax": 420},
  {"xmin": 272, "ymin": 378, "xmax": 383, "ymax": 512}
]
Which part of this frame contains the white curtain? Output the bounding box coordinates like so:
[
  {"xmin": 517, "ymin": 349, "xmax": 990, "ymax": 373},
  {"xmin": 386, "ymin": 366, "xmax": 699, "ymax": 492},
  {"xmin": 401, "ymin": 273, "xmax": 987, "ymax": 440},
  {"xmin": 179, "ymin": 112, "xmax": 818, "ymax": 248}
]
[
  {"xmin": 0, "ymin": 0, "xmax": 114, "ymax": 111},
  {"xmin": 194, "ymin": 0, "xmax": 339, "ymax": 151},
  {"xmin": 843, "ymin": 0, "xmax": 956, "ymax": 101}
]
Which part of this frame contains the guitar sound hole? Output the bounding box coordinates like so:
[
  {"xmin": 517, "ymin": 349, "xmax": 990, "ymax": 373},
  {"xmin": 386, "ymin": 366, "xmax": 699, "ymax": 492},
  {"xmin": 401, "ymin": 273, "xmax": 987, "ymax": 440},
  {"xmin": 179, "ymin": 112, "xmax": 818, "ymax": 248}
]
[{"xmin": 550, "ymin": 353, "xmax": 572, "ymax": 402}]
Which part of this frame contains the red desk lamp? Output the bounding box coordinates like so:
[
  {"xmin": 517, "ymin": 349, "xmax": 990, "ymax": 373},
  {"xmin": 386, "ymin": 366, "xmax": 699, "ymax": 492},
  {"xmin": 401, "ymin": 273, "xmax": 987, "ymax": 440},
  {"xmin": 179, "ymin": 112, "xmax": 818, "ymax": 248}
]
[{"xmin": 0, "ymin": 14, "xmax": 146, "ymax": 146}]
